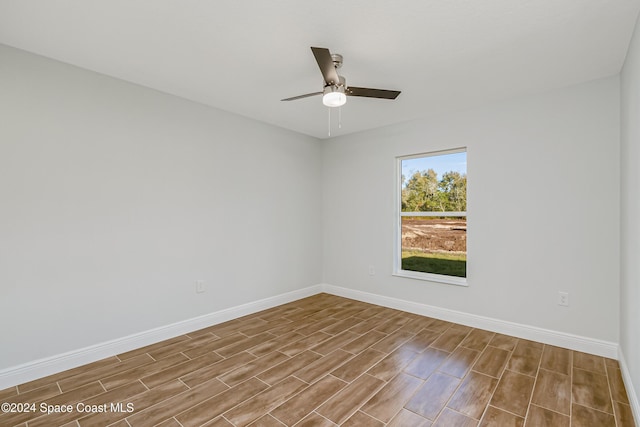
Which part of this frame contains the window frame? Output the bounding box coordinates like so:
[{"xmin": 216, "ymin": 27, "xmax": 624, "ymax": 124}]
[{"xmin": 393, "ymin": 148, "xmax": 468, "ymax": 286}]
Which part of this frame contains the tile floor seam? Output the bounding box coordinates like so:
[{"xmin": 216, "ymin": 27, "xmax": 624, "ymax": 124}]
[
  {"xmin": 569, "ymin": 347, "xmax": 574, "ymax": 423},
  {"xmin": 400, "ymin": 406, "xmax": 434, "ymax": 424},
  {"xmin": 309, "ymin": 410, "xmax": 335, "ymax": 426},
  {"xmin": 573, "ymin": 401, "xmax": 623, "ymax": 417},
  {"xmin": 476, "ymin": 346, "xmax": 513, "ymax": 425},
  {"xmin": 437, "ymin": 405, "xmax": 481, "ymax": 423},
  {"xmin": 605, "ymin": 356, "xmax": 622, "ymax": 427},
  {"xmin": 433, "ymin": 355, "xmax": 475, "ymax": 423},
  {"xmin": 537, "ymin": 366, "xmax": 570, "ymax": 377},
  {"xmin": 379, "ymin": 377, "xmax": 428, "ymax": 426},
  {"xmin": 528, "ymin": 402, "xmax": 569, "ymax": 417},
  {"xmin": 521, "ymin": 340, "xmax": 544, "ymax": 426},
  {"xmin": 268, "ymin": 376, "xmax": 341, "ymax": 426},
  {"xmin": 504, "ymin": 366, "xmax": 537, "ymax": 379},
  {"xmin": 254, "ymin": 376, "xmax": 271, "ymax": 388},
  {"xmin": 487, "ymin": 403, "xmax": 525, "ymax": 420},
  {"xmin": 359, "ymin": 407, "xmax": 389, "ymax": 426}
]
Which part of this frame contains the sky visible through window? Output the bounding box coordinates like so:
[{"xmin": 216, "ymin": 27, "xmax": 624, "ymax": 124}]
[{"xmin": 401, "ymin": 151, "xmax": 467, "ymax": 187}]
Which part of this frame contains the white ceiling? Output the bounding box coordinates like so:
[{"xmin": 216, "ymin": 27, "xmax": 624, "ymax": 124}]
[{"xmin": 1, "ymin": 1, "xmax": 639, "ymax": 139}]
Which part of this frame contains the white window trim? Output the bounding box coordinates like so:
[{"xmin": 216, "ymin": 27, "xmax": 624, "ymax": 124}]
[{"xmin": 394, "ymin": 149, "xmax": 468, "ymax": 286}]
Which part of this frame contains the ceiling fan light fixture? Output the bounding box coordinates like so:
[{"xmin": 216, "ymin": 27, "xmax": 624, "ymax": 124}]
[{"xmin": 322, "ymin": 85, "xmax": 346, "ymax": 107}]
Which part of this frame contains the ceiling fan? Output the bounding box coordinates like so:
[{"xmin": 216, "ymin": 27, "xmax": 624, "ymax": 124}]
[{"xmin": 281, "ymin": 47, "xmax": 401, "ymax": 108}]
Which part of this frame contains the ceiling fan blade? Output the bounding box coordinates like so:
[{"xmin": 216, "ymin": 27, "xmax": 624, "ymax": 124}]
[
  {"xmin": 281, "ymin": 92, "xmax": 323, "ymax": 101},
  {"xmin": 311, "ymin": 47, "xmax": 340, "ymax": 86},
  {"xmin": 346, "ymin": 86, "xmax": 401, "ymax": 99}
]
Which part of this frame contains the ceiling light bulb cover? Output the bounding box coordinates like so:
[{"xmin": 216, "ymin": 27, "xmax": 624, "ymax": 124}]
[{"xmin": 323, "ymin": 86, "xmax": 346, "ymax": 107}]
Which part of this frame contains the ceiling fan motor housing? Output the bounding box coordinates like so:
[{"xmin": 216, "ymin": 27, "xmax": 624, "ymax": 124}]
[
  {"xmin": 325, "ymin": 75, "xmax": 346, "ymax": 89},
  {"xmin": 323, "ymin": 77, "xmax": 347, "ymax": 107}
]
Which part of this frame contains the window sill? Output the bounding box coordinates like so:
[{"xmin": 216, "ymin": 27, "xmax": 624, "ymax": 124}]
[{"xmin": 393, "ymin": 270, "xmax": 468, "ymax": 287}]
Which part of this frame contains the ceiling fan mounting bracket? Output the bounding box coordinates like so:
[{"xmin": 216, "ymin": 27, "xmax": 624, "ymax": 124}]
[{"xmin": 331, "ymin": 53, "xmax": 343, "ymax": 69}]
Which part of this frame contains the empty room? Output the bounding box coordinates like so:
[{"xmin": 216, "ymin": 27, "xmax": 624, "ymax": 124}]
[{"xmin": 1, "ymin": 1, "xmax": 639, "ymax": 426}]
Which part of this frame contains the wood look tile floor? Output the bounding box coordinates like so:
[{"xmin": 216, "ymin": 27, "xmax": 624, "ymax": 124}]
[{"xmin": 0, "ymin": 293, "xmax": 635, "ymax": 427}]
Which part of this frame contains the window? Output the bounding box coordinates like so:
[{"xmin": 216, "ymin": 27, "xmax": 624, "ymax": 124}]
[{"xmin": 394, "ymin": 149, "xmax": 467, "ymax": 285}]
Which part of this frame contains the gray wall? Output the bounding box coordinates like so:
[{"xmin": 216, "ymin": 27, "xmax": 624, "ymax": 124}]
[
  {"xmin": 621, "ymin": 11, "xmax": 640, "ymax": 410},
  {"xmin": 0, "ymin": 45, "xmax": 323, "ymax": 370},
  {"xmin": 322, "ymin": 76, "xmax": 620, "ymax": 342}
]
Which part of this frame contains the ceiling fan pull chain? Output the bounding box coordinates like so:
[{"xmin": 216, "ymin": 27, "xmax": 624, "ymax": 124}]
[
  {"xmin": 328, "ymin": 107, "xmax": 331, "ymax": 137},
  {"xmin": 338, "ymin": 106, "xmax": 342, "ymax": 129}
]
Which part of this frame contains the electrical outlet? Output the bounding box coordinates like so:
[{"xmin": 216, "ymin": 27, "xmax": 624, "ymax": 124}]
[
  {"xmin": 368, "ymin": 265, "xmax": 375, "ymax": 276},
  {"xmin": 196, "ymin": 280, "xmax": 205, "ymax": 293},
  {"xmin": 558, "ymin": 291, "xmax": 569, "ymax": 306}
]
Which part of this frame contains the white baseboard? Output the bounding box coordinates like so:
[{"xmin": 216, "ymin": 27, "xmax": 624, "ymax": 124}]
[
  {"xmin": 618, "ymin": 348, "xmax": 640, "ymax": 426},
  {"xmin": 0, "ymin": 284, "xmax": 323, "ymax": 390},
  {"xmin": 0, "ymin": 282, "xmax": 623, "ymax": 392},
  {"xmin": 321, "ymin": 284, "xmax": 618, "ymax": 358}
]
